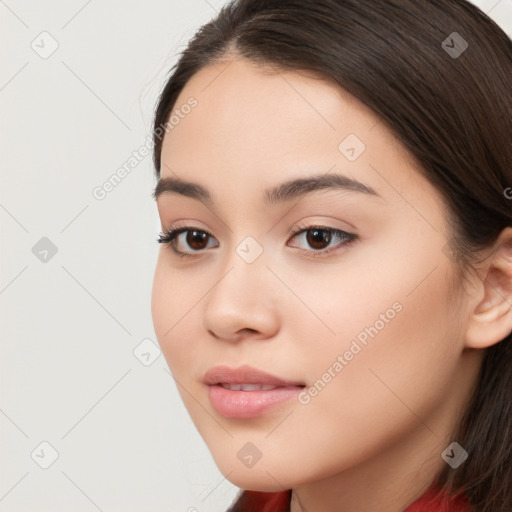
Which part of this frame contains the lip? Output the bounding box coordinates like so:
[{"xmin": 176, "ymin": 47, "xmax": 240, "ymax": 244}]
[
  {"xmin": 203, "ymin": 364, "xmax": 305, "ymax": 387},
  {"xmin": 204, "ymin": 365, "xmax": 305, "ymax": 419}
]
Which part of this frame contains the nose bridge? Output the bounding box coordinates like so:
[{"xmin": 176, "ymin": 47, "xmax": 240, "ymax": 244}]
[
  {"xmin": 202, "ymin": 232, "xmax": 279, "ymax": 339},
  {"xmin": 213, "ymin": 233, "xmax": 268, "ymax": 304}
]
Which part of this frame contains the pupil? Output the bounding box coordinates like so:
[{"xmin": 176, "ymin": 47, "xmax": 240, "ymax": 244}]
[
  {"xmin": 187, "ymin": 230, "xmax": 208, "ymax": 250},
  {"xmin": 307, "ymin": 229, "xmax": 331, "ymax": 250}
]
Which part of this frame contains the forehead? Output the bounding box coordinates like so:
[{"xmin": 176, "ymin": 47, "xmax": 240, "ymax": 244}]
[
  {"xmin": 158, "ymin": 56, "xmax": 428, "ymax": 212},
  {"xmin": 161, "ymin": 56, "xmax": 385, "ymax": 161}
]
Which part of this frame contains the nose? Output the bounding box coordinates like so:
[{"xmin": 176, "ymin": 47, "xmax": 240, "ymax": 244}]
[{"xmin": 202, "ymin": 250, "xmax": 280, "ymax": 342}]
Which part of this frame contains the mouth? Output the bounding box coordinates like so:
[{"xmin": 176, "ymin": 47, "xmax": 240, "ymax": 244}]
[
  {"xmin": 203, "ymin": 365, "xmax": 306, "ymax": 419},
  {"xmin": 203, "ymin": 364, "xmax": 306, "ymax": 388},
  {"xmin": 216, "ymin": 383, "xmax": 302, "ymax": 391}
]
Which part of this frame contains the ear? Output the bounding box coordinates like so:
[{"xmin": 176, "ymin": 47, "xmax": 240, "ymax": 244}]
[{"xmin": 465, "ymin": 227, "xmax": 512, "ymax": 349}]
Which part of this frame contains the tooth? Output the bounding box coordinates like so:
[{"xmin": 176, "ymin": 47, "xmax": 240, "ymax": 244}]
[
  {"xmin": 220, "ymin": 383, "xmax": 278, "ymax": 391},
  {"xmin": 240, "ymin": 384, "xmax": 262, "ymax": 391},
  {"xmin": 221, "ymin": 383, "xmax": 241, "ymax": 390},
  {"xmin": 246, "ymin": 384, "xmax": 277, "ymax": 391},
  {"xmin": 240, "ymin": 384, "xmax": 258, "ymax": 391}
]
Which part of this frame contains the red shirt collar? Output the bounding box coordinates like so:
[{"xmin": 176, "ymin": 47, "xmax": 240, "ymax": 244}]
[
  {"xmin": 230, "ymin": 483, "xmax": 470, "ymax": 511},
  {"xmin": 403, "ymin": 483, "xmax": 470, "ymax": 512}
]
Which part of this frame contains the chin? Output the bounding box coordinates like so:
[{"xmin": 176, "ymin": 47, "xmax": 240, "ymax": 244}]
[
  {"xmin": 212, "ymin": 454, "xmax": 297, "ymax": 491},
  {"xmin": 224, "ymin": 472, "xmax": 292, "ymax": 492}
]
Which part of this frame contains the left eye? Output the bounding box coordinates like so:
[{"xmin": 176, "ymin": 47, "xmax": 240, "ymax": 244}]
[
  {"xmin": 157, "ymin": 225, "xmax": 357, "ymax": 257},
  {"xmin": 287, "ymin": 227, "xmax": 357, "ymax": 255}
]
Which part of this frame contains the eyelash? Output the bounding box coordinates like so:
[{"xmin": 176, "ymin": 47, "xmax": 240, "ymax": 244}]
[{"xmin": 156, "ymin": 222, "xmax": 358, "ymax": 259}]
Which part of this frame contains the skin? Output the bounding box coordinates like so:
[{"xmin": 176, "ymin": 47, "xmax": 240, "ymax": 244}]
[{"xmin": 151, "ymin": 55, "xmax": 512, "ymax": 512}]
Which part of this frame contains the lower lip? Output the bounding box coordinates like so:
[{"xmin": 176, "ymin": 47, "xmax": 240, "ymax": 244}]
[{"xmin": 207, "ymin": 384, "xmax": 304, "ymax": 419}]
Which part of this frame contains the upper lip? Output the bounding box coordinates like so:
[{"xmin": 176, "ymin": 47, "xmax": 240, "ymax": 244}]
[{"xmin": 203, "ymin": 364, "xmax": 305, "ymax": 387}]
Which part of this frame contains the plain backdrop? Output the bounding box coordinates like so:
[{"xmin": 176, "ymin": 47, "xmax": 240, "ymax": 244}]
[{"xmin": 1, "ymin": 1, "xmax": 511, "ymax": 511}]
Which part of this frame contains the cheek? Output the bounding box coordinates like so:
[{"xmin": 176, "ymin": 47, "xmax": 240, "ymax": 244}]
[
  {"xmin": 151, "ymin": 256, "xmax": 197, "ymax": 374},
  {"xmin": 296, "ymin": 224, "xmax": 458, "ymax": 369},
  {"xmin": 301, "ymin": 244, "xmax": 460, "ymax": 393},
  {"xmin": 280, "ymin": 258, "xmax": 461, "ymax": 470},
  {"xmin": 151, "ymin": 257, "xmax": 170, "ymax": 342}
]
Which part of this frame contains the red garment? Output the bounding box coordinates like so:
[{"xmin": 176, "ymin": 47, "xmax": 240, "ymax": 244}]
[
  {"xmin": 404, "ymin": 483, "xmax": 470, "ymax": 512},
  {"xmin": 227, "ymin": 482, "xmax": 471, "ymax": 511}
]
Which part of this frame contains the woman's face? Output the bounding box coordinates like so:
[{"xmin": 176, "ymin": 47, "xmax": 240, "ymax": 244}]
[{"xmin": 151, "ymin": 56, "xmax": 480, "ymax": 493}]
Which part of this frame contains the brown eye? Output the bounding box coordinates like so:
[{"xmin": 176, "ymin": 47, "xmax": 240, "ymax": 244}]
[
  {"xmin": 288, "ymin": 225, "xmax": 357, "ymax": 256},
  {"xmin": 157, "ymin": 226, "xmax": 219, "ymax": 256},
  {"xmin": 305, "ymin": 229, "xmax": 332, "ymax": 250},
  {"xmin": 186, "ymin": 230, "xmax": 210, "ymax": 250}
]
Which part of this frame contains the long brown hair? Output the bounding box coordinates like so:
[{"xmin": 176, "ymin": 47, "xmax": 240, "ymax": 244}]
[{"xmin": 152, "ymin": 1, "xmax": 512, "ymax": 510}]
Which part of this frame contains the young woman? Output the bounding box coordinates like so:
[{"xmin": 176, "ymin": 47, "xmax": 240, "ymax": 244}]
[{"xmin": 150, "ymin": 1, "xmax": 512, "ymax": 510}]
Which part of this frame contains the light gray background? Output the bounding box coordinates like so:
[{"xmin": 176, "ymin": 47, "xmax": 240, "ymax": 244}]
[{"xmin": 1, "ymin": 1, "xmax": 511, "ymax": 511}]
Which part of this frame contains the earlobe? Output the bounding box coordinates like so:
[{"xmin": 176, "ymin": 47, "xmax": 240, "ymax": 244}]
[{"xmin": 464, "ymin": 228, "xmax": 512, "ymax": 350}]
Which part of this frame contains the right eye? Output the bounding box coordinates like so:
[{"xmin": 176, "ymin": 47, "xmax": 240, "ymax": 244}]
[{"xmin": 157, "ymin": 226, "xmax": 219, "ymax": 257}]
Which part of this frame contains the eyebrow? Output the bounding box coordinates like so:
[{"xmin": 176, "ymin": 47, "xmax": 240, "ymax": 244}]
[{"xmin": 152, "ymin": 173, "xmax": 381, "ymax": 206}]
